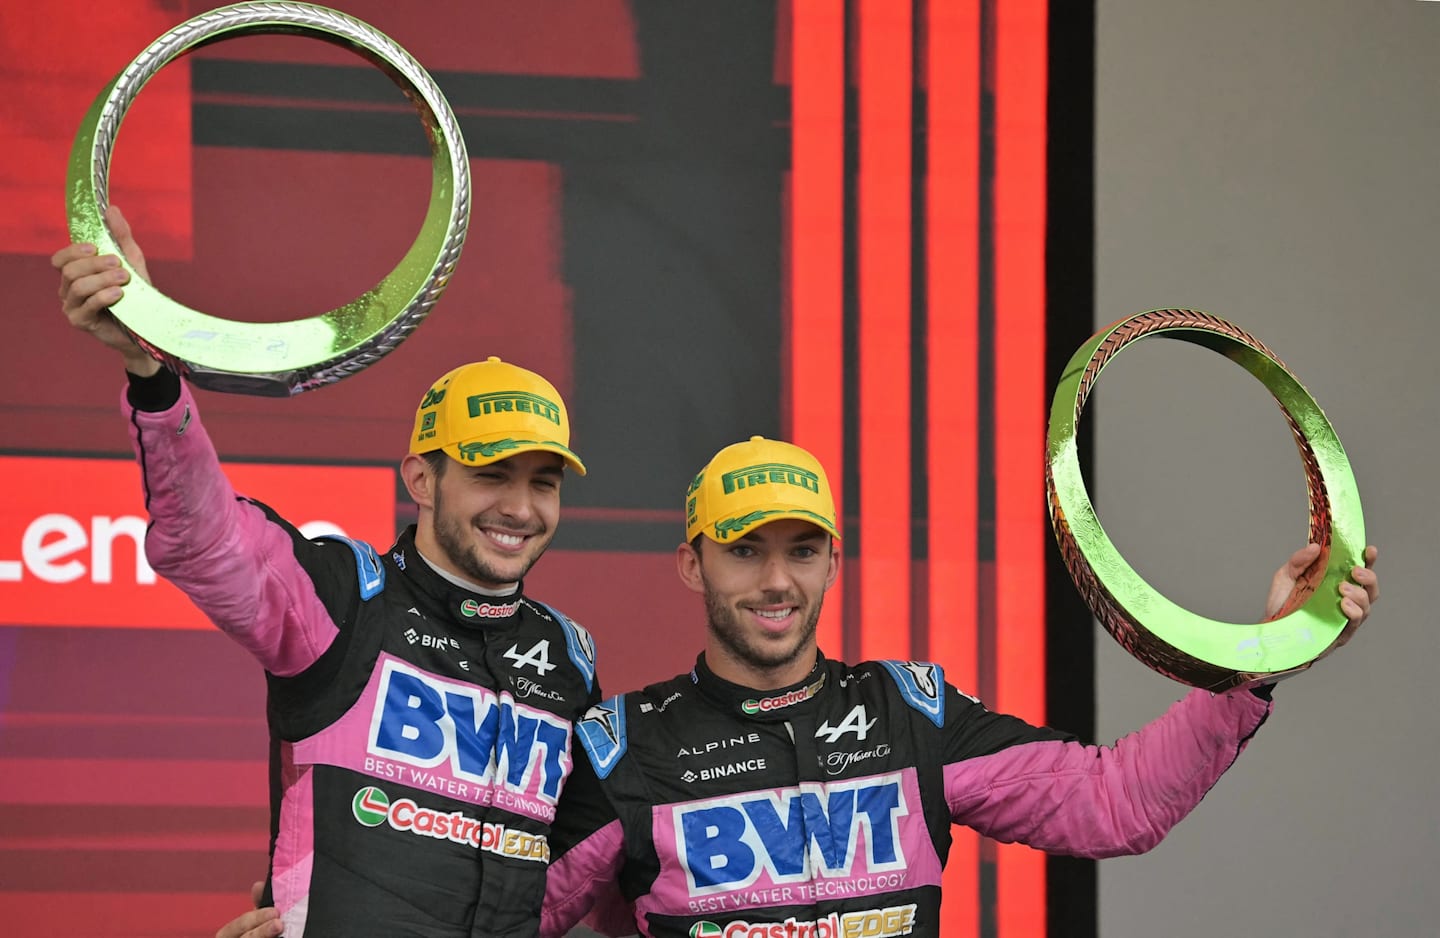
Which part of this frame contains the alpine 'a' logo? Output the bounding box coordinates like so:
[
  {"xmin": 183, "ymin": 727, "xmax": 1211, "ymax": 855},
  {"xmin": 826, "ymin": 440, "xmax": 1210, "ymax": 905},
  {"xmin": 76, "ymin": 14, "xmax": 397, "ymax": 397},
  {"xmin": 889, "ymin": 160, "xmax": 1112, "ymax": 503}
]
[
  {"xmin": 504, "ymin": 639, "xmax": 555, "ymax": 674},
  {"xmin": 815, "ymin": 704, "xmax": 877, "ymax": 743}
]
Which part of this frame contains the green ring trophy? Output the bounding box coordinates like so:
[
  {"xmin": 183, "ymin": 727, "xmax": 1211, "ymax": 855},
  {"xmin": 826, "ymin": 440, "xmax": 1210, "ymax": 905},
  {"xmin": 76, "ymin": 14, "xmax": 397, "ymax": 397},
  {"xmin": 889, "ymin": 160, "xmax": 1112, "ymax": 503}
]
[
  {"xmin": 1046, "ymin": 309, "xmax": 1366, "ymax": 691},
  {"xmin": 66, "ymin": 1, "xmax": 469, "ymax": 396}
]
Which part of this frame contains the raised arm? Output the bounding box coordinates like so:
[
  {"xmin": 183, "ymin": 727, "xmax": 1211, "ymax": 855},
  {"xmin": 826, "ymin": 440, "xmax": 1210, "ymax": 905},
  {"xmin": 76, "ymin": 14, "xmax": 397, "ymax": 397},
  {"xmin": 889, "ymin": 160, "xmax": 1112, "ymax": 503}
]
[
  {"xmin": 944, "ymin": 543, "xmax": 1379, "ymax": 857},
  {"xmin": 53, "ymin": 206, "xmax": 344, "ymax": 677}
]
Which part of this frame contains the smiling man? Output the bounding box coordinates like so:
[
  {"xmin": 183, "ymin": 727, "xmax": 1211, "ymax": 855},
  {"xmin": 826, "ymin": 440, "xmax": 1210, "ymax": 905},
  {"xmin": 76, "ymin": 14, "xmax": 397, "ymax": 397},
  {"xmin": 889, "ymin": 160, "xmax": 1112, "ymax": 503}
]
[
  {"xmin": 541, "ymin": 436, "xmax": 1379, "ymax": 938},
  {"xmin": 53, "ymin": 210, "xmax": 601, "ymax": 937},
  {"xmin": 680, "ymin": 440, "xmax": 841, "ymax": 688}
]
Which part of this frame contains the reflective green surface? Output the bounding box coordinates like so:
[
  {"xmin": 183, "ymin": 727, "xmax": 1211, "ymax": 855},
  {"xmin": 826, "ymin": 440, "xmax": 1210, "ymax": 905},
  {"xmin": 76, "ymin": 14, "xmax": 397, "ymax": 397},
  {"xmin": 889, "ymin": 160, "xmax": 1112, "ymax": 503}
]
[
  {"xmin": 1046, "ymin": 310, "xmax": 1366, "ymax": 690},
  {"xmin": 66, "ymin": 2, "xmax": 469, "ymax": 395}
]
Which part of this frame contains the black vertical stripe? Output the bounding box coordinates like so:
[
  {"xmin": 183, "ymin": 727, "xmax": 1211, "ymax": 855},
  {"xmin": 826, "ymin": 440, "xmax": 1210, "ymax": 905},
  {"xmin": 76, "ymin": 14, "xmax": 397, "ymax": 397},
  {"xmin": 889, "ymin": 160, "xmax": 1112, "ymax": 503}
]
[
  {"xmin": 910, "ymin": 0, "xmax": 931, "ymax": 661},
  {"xmin": 975, "ymin": 0, "xmax": 1000, "ymax": 704},
  {"xmin": 977, "ymin": 4, "xmax": 1000, "ymax": 935},
  {"xmin": 1044, "ymin": 0, "xmax": 1099, "ymax": 935},
  {"xmin": 840, "ymin": 0, "xmax": 863, "ymax": 663}
]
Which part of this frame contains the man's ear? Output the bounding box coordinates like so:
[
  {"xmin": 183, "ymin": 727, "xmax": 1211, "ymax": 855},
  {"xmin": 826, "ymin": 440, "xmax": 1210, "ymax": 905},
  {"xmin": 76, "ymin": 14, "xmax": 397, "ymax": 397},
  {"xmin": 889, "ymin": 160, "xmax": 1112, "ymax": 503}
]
[
  {"xmin": 400, "ymin": 453, "xmax": 437, "ymax": 510},
  {"xmin": 676, "ymin": 541, "xmax": 706, "ymax": 595}
]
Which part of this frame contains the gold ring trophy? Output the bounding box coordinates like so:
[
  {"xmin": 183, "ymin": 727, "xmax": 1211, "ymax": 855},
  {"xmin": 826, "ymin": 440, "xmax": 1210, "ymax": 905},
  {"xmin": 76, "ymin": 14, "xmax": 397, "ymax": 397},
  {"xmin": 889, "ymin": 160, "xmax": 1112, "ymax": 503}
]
[
  {"xmin": 67, "ymin": 2, "xmax": 470, "ymax": 395},
  {"xmin": 1047, "ymin": 309, "xmax": 1365, "ymax": 691}
]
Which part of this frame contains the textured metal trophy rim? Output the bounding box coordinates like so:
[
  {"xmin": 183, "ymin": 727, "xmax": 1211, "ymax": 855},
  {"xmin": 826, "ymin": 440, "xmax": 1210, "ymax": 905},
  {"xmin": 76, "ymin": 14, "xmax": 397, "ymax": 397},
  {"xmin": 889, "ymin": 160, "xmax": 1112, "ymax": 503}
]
[
  {"xmin": 1046, "ymin": 309, "xmax": 1367, "ymax": 692},
  {"xmin": 66, "ymin": 1, "xmax": 470, "ymax": 396}
]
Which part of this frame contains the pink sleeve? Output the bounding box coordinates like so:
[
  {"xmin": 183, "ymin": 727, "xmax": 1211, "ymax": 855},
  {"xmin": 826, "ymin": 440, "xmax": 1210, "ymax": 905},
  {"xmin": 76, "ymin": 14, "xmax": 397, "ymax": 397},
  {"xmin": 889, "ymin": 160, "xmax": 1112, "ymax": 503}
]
[
  {"xmin": 945, "ymin": 687, "xmax": 1272, "ymax": 858},
  {"xmin": 541, "ymin": 819, "xmax": 627, "ymax": 938},
  {"xmin": 127, "ymin": 382, "xmax": 338, "ymax": 676}
]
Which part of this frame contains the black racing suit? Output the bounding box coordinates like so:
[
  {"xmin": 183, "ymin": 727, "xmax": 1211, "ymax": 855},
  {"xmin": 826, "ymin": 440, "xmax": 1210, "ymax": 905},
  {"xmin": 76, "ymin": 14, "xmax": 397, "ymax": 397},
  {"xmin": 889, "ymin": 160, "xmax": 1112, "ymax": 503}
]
[
  {"xmin": 542, "ymin": 652, "xmax": 1271, "ymax": 938},
  {"xmin": 125, "ymin": 371, "xmax": 601, "ymax": 936}
]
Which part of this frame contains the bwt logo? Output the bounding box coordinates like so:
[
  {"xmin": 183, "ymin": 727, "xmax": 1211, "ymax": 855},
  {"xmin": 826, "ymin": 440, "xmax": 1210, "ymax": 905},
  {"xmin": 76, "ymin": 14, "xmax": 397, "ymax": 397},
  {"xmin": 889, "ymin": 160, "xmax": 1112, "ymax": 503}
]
[
  {"xmin": 368, "ymin": 660, "xmax": 571, "ymax": 802},
  {"xmin": 674, "ymin": 773, "xmax": 909, "ymax": 894}
]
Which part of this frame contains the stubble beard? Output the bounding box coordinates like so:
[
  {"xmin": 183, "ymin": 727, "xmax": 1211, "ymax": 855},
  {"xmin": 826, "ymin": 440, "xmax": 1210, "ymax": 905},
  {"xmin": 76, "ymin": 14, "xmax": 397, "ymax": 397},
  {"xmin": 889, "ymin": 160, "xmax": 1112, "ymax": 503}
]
[
  {"xmin": 431, "ymin": 485, "xmax": 550, "ymax": 589},
  {"xmin": 702, "ymin": 570, "xmax": 823, "ymax": 676}
]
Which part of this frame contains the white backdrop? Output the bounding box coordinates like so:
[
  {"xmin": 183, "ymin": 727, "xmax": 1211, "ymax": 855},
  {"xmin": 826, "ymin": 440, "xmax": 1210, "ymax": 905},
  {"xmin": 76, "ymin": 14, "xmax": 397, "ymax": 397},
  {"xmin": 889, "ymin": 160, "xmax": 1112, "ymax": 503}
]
[{"xmin": 1094, "ymin": 2, "xmax": 1438, "ymax": 936}]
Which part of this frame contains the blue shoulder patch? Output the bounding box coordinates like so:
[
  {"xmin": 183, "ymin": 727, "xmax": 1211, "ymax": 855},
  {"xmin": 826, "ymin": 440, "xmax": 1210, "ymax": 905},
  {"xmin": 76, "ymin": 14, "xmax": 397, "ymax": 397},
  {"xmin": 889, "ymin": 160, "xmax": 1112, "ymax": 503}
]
[
  {"xmin": 315, "ymin": 534, "xmax": 384, "ymax": 600},
  {"xmin": 575, "ymin": 695, "xmax": 627, "ymax": 779},
  {"xmin": 528, "ymin": 600, "xmax": 597, "ymax": 693},
  {"xmin": 878, "ymin": 660, "xmax": 945, "ymax": 727}
]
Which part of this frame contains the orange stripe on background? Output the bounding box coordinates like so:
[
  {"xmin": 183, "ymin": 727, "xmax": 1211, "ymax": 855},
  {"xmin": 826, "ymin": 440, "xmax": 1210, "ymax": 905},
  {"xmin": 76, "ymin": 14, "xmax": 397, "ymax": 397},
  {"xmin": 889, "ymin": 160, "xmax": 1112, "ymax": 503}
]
[
  {"xmin": 926, "ymin": 0, "xmax": 982, "ymax": 933},
  {"xmin": 856, "ymin": 0, "xmax": 914, "ymax": 662},
  {"xmin": 788, "ymin": 0, "xmax": 847, "ymax": 652},
  {"xmin": 991, "ymin": 1, "xmax": 1049, "ymax": 935}
]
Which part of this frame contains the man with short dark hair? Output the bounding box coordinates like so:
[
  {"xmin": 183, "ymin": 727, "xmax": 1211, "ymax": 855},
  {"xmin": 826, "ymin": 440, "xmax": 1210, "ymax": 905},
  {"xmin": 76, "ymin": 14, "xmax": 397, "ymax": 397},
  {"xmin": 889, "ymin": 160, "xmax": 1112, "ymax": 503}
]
[
  {"xmin": 541, "ymin": 436, "xmax": 1378, "ymax": 938},
  {"xmin": 54, "ymin": 208, "xmax": 601, "ymax": 937}
]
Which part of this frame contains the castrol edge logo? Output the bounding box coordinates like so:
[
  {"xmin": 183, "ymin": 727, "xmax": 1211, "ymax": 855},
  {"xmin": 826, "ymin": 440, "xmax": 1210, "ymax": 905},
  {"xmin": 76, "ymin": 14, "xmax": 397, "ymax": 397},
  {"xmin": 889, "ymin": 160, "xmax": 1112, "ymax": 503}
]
[
  {"xmin": 351, "ymin": 786, "xmax": 551, "ymax": 863},
  {"xmin": 0, "ymin": 456, "xmax": 394, "ymax": 629}
]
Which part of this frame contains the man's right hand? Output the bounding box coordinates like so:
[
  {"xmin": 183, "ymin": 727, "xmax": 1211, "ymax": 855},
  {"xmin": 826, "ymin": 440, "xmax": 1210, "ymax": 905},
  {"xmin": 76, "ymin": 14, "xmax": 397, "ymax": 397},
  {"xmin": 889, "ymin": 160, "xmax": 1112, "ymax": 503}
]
[
  {"xmin": 214, "ymin": 881, "xmax": 280, "ymax": 938},
  {"xmin": 50, "ymin": 204, "xmax": 160, "ymax": 376}
]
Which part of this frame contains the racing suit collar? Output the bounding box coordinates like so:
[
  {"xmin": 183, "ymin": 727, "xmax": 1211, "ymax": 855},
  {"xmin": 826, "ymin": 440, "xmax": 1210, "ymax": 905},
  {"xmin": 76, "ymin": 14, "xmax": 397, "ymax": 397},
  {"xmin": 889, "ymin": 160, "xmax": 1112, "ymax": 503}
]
[
  {"xmin": 390, "ymin": 526, "xmax": 526, "ymax": 628},
  {"xmin": 690, "ymin": 651, "xmax": 829, "ymax": 722}
]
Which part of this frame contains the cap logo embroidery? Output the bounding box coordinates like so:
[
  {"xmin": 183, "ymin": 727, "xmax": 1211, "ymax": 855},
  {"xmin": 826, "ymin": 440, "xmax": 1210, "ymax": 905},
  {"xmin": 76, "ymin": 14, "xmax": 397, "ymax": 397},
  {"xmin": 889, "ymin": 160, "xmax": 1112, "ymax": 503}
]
[
  {"xmin": 467, "ymin": 391, "xmax": 561, "ymax": 426},
  {"xmin": 456, "ymin": 438, "xmax": 523, "ymax": 462},
  {"xmin": 720, "ymin": 462, "xmax": 820, "ymax": 495},
  {"xmin": 713, "ymin": 508, "xmax": 834, "ymax": 541},
  {"xmin": 714, "ymin": 510, "xmax": 780, "ymax": 540}
]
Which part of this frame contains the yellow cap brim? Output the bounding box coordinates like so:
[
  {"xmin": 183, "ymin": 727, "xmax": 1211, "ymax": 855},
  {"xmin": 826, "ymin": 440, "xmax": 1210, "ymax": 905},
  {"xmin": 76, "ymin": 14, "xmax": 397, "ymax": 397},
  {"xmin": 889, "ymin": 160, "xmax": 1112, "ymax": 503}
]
[
  {"xmin": 441, "ymin": 438, "xmax": 587, "ymax": 476},
  {"xmin": 700, "ymin": 506, "xmax": 840, "ymax": 543}
]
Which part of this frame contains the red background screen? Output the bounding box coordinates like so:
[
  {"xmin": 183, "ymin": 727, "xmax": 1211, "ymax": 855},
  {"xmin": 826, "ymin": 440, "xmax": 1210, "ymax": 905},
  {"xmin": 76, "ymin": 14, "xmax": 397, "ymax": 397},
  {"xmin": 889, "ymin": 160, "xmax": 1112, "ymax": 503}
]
[{"xmin": 0, "ymin": 2, "xmax": 1069, "ymax": 934}]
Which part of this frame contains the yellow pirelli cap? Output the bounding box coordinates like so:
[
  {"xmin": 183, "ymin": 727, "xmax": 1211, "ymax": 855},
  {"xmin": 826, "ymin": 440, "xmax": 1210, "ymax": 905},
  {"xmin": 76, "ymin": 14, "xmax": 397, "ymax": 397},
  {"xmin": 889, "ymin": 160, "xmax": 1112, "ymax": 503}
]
[
  {"xmin": 409, "ymin": 357, "xmax": 586, "ymax": 475},
  {"xmin": 685, "ymin": 436, "xmax": 839, "ymax": 543}
]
